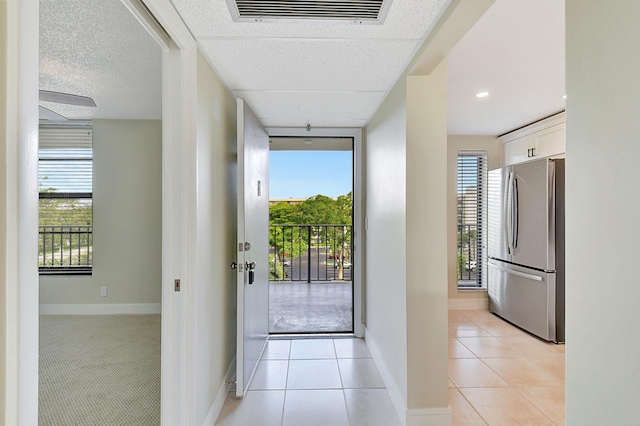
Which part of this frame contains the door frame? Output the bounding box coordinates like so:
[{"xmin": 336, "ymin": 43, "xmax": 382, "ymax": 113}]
[
  {"xmin": 5, "ymin": 2, "xmax": 39, "ymax": 423},
  {"xmin": 7, "ymin": 0, "xmax": 199, "ymax": 422},
  {"xmin": 266, "ymin": 127, "xmax": 364, "ymax": 338}
]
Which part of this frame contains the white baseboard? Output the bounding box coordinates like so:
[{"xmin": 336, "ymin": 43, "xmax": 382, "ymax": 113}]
[
  {"xmin": 365, "ymin": 327, "xmax": 453, "ymax": 426},
  {"xmin": 203, "ymin": 357, "xmax": 236, "ymax": 425},
  {"xmin": 364, "ymin": 326, "xmax": 406, "ymax": 426},
  {"xmin": 40, "ymin": 303, "xmax": 161, "ymax": 315},
  {"xmin": 448, "ymin": 298, "xmax": 488, "ymax": 311},
  {"xmin": 406, "ymin": 407, "xmax": 452, "ymax": 426}
]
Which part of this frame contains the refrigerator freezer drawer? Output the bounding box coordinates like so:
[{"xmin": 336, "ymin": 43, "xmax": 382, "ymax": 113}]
[{"xmin": 488, "ymin": 260, "xmax": 558, "ymax": 342}]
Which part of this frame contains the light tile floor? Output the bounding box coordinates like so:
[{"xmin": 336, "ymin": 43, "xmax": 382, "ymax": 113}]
[
  {"xmin": 217, "ymin": 310, "xmax": 565, "ymax": 426},
  {"xmin": 449, "ymin": 310, "xmax": 565, "ymax": 426},
  {"xmin": 216, "ymin": 338, "xmax": 401, "ymax": 426}
]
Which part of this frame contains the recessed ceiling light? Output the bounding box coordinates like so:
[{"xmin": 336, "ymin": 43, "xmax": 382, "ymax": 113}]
[
  {"xmin": 476, "ymin": 91, "xmax": 489, "ymax": 98},
  {"xmin": 562, "ymin": 94, "xmax": 567, "ymax": 99}
]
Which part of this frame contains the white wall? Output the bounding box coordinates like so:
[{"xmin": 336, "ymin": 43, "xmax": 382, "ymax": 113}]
[
  {"xmin": 0, "ymin": 0, "xmax": 7, "ymax": 418},
  {"xmin": 365, "ymin": 61, "xmax": 453, "ymax": 422},
  {"xmin": 446, "ymin": 135, "xmax": 501, "ymax": 302},
  {"xmin": 194, "ymin": 51, "xmax": 238, "ymax": 424},
  {"xmin": 565, "ymin": 1, "xmax": 640, "ymax": 423},
  {"xmin": 364, "ymin": 2, "xmax": 495, "ymax": 422},
  {"xmin": 40, "ymin": 120, "xmax": 162, "ymax": 307},
  {"xmin": 364, "ymin": 76, "xmax": 409, "ymax": 404}
]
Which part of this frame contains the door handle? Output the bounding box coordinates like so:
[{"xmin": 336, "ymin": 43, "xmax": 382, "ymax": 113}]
[{"xmin": 246, "ymin": 261, "xmax": 256, "ymax": 284}]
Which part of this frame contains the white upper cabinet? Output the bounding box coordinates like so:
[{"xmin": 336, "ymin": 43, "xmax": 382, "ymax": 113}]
[
  {"xmin": 501, "ymin": 112, "xmax": 566, "ymax": 166},
  {"xmin": 503, "ymin": 133, "xmax": 534, "ymax": 165},
  {"xmin": 533, "ymin": 123, "xmax": 565, "ymax": 158}
]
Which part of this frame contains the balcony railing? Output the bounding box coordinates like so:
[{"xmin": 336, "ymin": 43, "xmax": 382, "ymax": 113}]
[
  {"xmin": 39, "ymin": 225, "xmax": 92, "ymax": 274},
  {"xmin": 458, "ymin": 223, "xmax": 480, "ymax": 286},
  {"xmin": 270, "ymin": 224, "xmax": 352, "ymax": 282}
]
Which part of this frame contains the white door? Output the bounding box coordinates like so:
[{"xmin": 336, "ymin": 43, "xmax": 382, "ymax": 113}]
[{"xmin": 236, "ymin": 99, "xmax": 270, "ymax": 397}]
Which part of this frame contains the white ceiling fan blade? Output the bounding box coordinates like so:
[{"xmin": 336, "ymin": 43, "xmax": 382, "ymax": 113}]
[
  {"xmin": 39, "ymin": 105, "xmax": 69, "ymax": 122},
  {"xmin": 39, "ymin": 90, "xmax": 97, "ymax": 107}
]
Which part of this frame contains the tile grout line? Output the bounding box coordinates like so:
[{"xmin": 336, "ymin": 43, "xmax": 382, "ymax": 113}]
[
  {"xmin": 513, "ymin": 386, "xmax": 561, "ymax": 426},
  {"xmin": 334, "ymin": 339, "xmax": 353, "ymax": 425},
  {"xmin": 456, "ymin": 387, "xmax": 491, "ymax": 426},
  {"xmin": 450, "ymin": 312, "xmax": 496, "ymax": 424},
  {"xmin": 281, "ymin": 340, "xmax": 293, "ymax": 426},
  {"xmin": 449, "ymin": 311, "xmax": 565, "ymax": 425}
]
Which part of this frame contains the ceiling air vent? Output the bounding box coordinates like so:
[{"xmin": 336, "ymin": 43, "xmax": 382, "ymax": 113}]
[{"xmin": 226, "ymin": 0, "xmax": 392, "ymax": 24}]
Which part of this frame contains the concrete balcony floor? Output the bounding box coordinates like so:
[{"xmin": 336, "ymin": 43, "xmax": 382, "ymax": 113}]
[{"xmin": 269, "ymin": 282, "xmax": 353, "ymax": 334}]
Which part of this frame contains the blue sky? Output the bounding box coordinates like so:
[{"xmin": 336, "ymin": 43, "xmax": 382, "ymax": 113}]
[{"xmin": 269, "ymin": 150, "xmax": 352, "ymax": 199}]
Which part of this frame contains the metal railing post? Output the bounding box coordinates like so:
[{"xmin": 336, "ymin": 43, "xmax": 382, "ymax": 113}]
[{"xmin": 307, "ymin": 225, "xmax": 312, "ymax": 283}]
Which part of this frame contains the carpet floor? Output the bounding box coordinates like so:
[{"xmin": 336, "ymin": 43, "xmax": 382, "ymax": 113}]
[{"xmin": 39, "ymin": 314, "xmax": 161, "ymax": 425}]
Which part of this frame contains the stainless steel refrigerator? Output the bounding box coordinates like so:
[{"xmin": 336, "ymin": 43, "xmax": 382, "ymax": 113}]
[{"xmin": 487, "ymin": 157, "xmax": 565, "ymax": 343}]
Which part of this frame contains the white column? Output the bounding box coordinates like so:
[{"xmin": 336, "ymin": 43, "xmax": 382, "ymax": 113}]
[{"xmin": 405, "ymin": 58, "xmax": 451, "ymax": 425}]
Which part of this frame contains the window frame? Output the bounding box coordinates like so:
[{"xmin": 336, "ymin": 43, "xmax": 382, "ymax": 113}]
[
  {"xmin": 456, "ymin": 150, "xmax": 487, "ymax": 289},
  {"xmin": 38, "ymin": 122, "xmax": 93, "ymax": 275}
]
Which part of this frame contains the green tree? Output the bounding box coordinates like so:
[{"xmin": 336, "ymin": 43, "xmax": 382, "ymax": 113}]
[
  {"xmin": 335, "ymin": 192, "xmax": 352, "ymax": 224},
  {"xmin": 305, "ymin": 192, "xmax": 353, "ymax": 279},
  {"xmin": 38, "ymin": 179, "xmax": 93, "ymax": 266},
  {"xmin": 296, "ymin": 194, "xmax": 340, "ymax": 224},
  {"xmin": 269, "ymin": 202, "xmax": 305, "ymax": 279},
  {"xmin": 457, "ymin": 227, "xmax": 477, "ymax": 279},
  {"xmin": 269, "ymin": 193, "xmax": 353, "ymax": 280},
  {"xmin": 457, "ymin": 249, "xmax": 467, "ymax": 280},
  {"xmin": 269, "ymin": 201, "xmax": 298, "ymax": 224}
]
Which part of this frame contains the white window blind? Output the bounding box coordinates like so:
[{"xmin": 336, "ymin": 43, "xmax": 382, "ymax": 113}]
[
  {"xmin": 39, "ymin": 124, "xmax": 93, "ymax": 194},
  {"xmin": 457, "ymin": 151, "xmax": 487, "ymax": 288}
]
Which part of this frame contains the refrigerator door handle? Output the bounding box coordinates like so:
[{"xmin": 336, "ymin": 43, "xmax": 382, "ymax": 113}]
[
  {"xmin": 492, "ymin": 263, "xmax": 544, "ymax": 281},
  {"xmin": 506, "ymin": 172, "xmax": 514, "ymax": 254},
  {"xmin": 513, "ymin": 175, "xmax": 519, "ymax": 250},
  {"xmin": 505, "ymin": 172, "xmax": 517, "ymax": 254}
]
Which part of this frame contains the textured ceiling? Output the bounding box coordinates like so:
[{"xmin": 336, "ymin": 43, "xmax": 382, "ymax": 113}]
[
  {"xmin": 172, "ymin": 0, "xmax": 449, "ymax": 128},
  {"xmin": 39, "ymin": 0, "xmax": 162, "ymax": 121},
  {"xmin": 38, "ymin": 0, "xmax": 565, "ymax": 136}
]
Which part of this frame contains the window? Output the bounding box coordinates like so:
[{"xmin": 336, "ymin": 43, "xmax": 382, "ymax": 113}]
[
  {"xmin": 457, "ymin": 151, "xmax": 487, "ymax": 288},
  {"xmin": 38, "ymin": 123, "xmax": 93, "ymax": 274}
]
